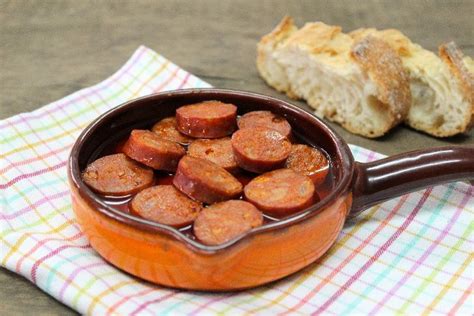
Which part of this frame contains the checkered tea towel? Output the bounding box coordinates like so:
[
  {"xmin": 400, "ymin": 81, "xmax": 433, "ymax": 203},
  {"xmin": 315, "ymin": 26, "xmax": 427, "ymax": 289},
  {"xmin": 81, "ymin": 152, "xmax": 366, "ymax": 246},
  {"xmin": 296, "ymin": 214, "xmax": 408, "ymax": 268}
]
[{"xmin": 1, "ymin": 46, "xmax": 472, "ymax": 315}]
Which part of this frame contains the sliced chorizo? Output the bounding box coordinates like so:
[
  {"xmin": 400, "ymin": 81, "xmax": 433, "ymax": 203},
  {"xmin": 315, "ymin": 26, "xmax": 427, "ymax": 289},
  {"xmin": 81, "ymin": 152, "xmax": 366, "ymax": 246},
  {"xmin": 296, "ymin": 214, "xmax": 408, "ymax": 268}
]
[
  {"xmin": 187, "ymin": 137, "xmax": 239, "ymax": 173},
  {"xmin": 285, "ymin": 144, "xmax": 329, "ymax": 186},
  {"xmin": 193, "ymin": 200, "xmax": 263, "ymax": 245},
  {"xmin": 130, "ymin": 185, "xmax": 202, "ymax": 228},
  {"xmin": 244, "ymin": 168, "xmax": 315, "ymax": 217},
  {"xmin": 82, "ymin": 153, "xmax": 154, "ymax": 196},
  {"xmin": 123, "ymin": 129, "xmax": 185, "ymax": 171},
  {"xmin": 238, "ymin": 110, "xmax": 292, "ymax": 139},
  {"xmin": 176, "ymin": 100, "xmax": 237, "ymax": 138},
  {"xmin": 151, "ymin": 117, "xmax": 194, "ymax": 145},
  {"xmin": 231, "ymin": 127, "xmax": 291, "ymax": 173},
  {"xmin": 173, "ymin": 155, "xmax": 243, "ymax": 204}
]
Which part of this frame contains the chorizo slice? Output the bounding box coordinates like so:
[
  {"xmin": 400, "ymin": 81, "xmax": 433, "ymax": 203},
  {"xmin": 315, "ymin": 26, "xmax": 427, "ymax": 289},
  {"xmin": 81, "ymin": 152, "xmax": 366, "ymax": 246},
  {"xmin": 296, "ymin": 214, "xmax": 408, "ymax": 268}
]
[
  {"xmin": 231, "ymin": 127, "xmax": 291, "ymax": 173},
  {"xmin": 285, "ymin": 144, "xmax": 329, "ymax": 186},
  {"xmin": 176, "ymin": 100, "xmax": 237, "ymax": 138},
  {"xmin": 123, "ymin": 129, "xmax": 185, "ymax": 171},
  {"xmin": 238, "ymin": 110, "xmax": 292, "ymax": 139},
  {"xmin": 82, "ymin": 153, "xmax": 154, "ymax": 196},
  {"xmin": 244, "ymin": 168, "xmax": 315, "ymax": 217},
  {"xmin": 187, "ymin": 137, "xmax": 239, "ymax": 173},
  {"xmin": 193, "ymin": 200, "xmax": 263, "ymax": 245},
  {"xmin": 173, "ymin": 155, "xmax": 243, "ymax": 204},
  {"xmin": 151, "ymin": 117, "xmax": 194, "ymax": 145},
  {"xmin": 130, "ymin": 185, "xmax": 202, "ymax": 228}
]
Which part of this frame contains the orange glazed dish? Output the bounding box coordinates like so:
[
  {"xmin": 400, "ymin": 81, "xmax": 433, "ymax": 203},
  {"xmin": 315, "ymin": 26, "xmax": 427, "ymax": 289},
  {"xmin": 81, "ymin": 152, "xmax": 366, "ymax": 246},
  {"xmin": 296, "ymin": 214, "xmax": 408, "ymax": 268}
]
[{"xmin": 68, "ymin": 89, "xmax": 474, "ymax": 290}]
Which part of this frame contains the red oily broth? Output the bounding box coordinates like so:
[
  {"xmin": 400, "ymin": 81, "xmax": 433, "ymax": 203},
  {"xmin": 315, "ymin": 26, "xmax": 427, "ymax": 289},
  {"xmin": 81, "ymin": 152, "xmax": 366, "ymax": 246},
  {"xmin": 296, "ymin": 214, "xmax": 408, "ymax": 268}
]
[{"xmin": 96, "ymin": 125, "xmax": 335, "ymax": 239}]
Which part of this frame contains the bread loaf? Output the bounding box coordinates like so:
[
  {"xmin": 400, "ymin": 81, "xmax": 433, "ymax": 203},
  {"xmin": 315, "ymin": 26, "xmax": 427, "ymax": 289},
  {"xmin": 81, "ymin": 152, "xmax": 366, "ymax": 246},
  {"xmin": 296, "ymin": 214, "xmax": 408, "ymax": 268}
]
[
  {"xmin": 350, "ymin": 29, "xmax": 473, "ymax": 137},
  {"xmin": 257, "ymin": 17, "xmax": 473, "ymax": 138},
  {"xmin": 257, "ymin": 17, "xmax": 411, "ymax": 138}
]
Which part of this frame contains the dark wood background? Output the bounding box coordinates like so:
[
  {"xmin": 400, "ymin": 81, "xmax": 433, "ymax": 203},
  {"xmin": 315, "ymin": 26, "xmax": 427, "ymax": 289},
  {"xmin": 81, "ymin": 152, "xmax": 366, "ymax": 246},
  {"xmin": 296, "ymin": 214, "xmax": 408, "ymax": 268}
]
[{"xmin": 1, "ymin": 0, "xmax": 472, "ymax": 314}]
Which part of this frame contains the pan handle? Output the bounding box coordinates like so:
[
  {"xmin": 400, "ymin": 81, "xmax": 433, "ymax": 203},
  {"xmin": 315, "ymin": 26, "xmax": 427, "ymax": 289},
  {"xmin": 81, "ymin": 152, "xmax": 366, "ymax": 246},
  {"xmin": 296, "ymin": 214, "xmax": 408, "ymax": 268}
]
[{"xmin": 349, "ymin": 146, "xmax": 474, "ymax": 218}]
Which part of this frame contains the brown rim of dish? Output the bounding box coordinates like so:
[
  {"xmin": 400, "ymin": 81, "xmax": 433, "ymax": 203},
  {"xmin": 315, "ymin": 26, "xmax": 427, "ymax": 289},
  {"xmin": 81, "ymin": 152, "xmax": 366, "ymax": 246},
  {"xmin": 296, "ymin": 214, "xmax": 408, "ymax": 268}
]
[{"xmin": 68, "ymin": 88, "xmax": 354, "ymax": 253}]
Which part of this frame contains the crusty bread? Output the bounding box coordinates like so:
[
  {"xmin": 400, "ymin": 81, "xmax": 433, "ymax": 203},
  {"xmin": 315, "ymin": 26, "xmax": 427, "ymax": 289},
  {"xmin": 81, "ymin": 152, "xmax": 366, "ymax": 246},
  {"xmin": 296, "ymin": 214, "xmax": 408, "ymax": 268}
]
[
  {"xmin": 439, "ymin": 41, "xmax": 474, "ymax": 133},
  {"xmin": 257, "ymin": 16, "xmax": 298, "ymax": 97},
  {"xmin": 350, "ymin": 29, "xmax": 473, "ymax": 137},
  {"xmin": 257, "ymin": 17, "xmax": 411, "ymax": 138}
]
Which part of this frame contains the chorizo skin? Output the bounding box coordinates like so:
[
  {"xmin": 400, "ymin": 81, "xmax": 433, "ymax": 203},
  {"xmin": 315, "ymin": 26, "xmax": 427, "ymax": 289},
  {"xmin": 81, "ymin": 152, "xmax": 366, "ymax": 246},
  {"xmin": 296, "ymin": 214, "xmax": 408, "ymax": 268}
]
[
  {"xmin": 285, "ymin": 144, "xmax": 329, "ymax": 186},
  {"xmin": 82, "ymin": 153, "xmax": 154, "ymax": 196},
  {"xmin": 193, "ymin": 200, "xmax": 263, "ymax": 245},
  {"xmin": 151, "ymin": 117, "xmax": 194, "ymax": 145},
  {"xmin": 238, "ymin": 110, "xmax": 292, "ymax": 139},
  {"xmin": 187, "ymin": 137, "xmax": 239, "ymax": 173},
  {"xmin": 231, "ymin": 127, "xmax": 291, "ymax": 173},
  {"xmin": 176, "ymin": 101, "xmax": 237, "ymax": 138},
  {"xmin": 123, "ymin": 129, "xmax": 185, "ymax": 171},
  {"xmin": 173, "ymin": 156, "xmax": 243, "ymax": 204},
  {"xmin": 130, "ymin": 185, "xmax": 202, "ymax": 228},
  {"xmin": 244, "ymin": 168, "xmax": 315, "ymax": 217}
]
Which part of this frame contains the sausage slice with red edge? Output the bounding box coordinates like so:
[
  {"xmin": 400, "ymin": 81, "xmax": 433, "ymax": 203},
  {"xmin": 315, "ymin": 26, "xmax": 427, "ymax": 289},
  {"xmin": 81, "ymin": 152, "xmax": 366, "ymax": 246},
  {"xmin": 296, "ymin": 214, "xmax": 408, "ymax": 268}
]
[
  {"xmin": 187, "ymin": 137, "xmax": 239, "ymax": 173},
  {"xmin": 82, "ymin": 153, "xmax": 154, "ymax": 196},
  {"xmin": 173, "ymin": 156, "xmax": 243, "ymax": 204},
  {"xmin": 193, "ymin": 200, "xmax": 263, "ymax": 245},
  {"xmin": 123, "ymin": 129, "xmax": 185, "ymax": 171},
  {"xmin": 176, "ymin": 101, "xmax": 237, "ymax": 138},
  {"xmin": 231, "ymin": 127, "xmax": 291, "ymax": 173},
  {"xmin": 151, "ymin": 117, "xmax": 194, "ymax": 145},
  {"xmin": 244, "ymin": 168, "xmax": 315, "ymax": 217},
  {"xmin": 238, "ymin": 111, "xmax": 292, "ymax": 139},
  {"xmin": 285, "ymin": 144, "xmax": 329, "ymax": 186},
  {"xmin": 130, "ymin": 185, "xmax": 202, "ymax": 228}
]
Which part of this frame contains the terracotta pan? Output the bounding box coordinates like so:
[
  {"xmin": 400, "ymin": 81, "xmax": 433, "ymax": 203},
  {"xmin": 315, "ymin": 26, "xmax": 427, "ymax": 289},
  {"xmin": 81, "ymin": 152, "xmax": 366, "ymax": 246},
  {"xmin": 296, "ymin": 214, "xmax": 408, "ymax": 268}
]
[{"xmin": 68, "ymin": 89, "xmax": 474, "ymax": 291}]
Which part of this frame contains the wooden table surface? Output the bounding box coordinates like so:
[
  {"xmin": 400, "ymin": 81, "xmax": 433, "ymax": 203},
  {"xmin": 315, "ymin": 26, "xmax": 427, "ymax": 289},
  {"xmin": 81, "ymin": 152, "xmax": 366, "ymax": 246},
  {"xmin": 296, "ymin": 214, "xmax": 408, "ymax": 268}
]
[{"xmin": 1, "ymin": 0, "xmax": 472, "ymax": 314}]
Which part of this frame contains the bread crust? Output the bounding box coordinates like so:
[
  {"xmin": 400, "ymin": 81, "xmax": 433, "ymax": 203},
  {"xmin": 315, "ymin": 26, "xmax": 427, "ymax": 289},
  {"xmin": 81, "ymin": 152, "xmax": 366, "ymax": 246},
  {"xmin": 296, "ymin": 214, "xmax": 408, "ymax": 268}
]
[
  {"xmin": 259, "ymin": 15, "xmax": 295, "ymax": 46},
  {"xmin": 257, "ymin": 18, "xmax": 411, "ymax": 138},
  {"xmin": 351, "ymin": 28, "xmax": 473, "ymax": 137},
  {"xmin": 351, "ymin": 36, "xmax": 411, "ymax": 127},
  {"xmin": 350, "ymin": 28, "xmax": 413, "ymax": 57},
  {"xmin": 257, "ymin": 16, "xmax": 297, "ymax": 96},
  {"xmin": 439, "ymin": 41, "xmax": 474, "ymax": 132}
]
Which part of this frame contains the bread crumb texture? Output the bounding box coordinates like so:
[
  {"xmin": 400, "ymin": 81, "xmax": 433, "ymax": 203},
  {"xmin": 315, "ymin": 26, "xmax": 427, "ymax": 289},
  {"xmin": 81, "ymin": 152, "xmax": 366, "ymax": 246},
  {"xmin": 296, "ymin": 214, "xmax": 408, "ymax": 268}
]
[{"xmin": 258, "ymin": 17, "xmax": 473, "ymax": 138}]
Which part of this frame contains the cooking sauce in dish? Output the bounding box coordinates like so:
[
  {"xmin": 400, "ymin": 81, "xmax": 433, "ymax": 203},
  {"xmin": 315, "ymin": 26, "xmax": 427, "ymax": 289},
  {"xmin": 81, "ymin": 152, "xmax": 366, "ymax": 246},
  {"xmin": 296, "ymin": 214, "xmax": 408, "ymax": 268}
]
[{"xmin": 92, "ymin": 125, "xmax": 335, "ymax": 241}]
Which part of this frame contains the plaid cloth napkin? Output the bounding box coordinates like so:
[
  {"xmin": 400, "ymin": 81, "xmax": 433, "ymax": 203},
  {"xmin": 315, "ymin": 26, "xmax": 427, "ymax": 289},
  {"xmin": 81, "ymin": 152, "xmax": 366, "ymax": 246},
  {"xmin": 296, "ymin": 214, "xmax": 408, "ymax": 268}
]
[{"xmin": 1, "ymin": 46, "xmax": 472, "ymax": 315}]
